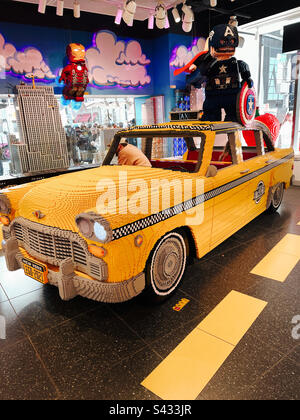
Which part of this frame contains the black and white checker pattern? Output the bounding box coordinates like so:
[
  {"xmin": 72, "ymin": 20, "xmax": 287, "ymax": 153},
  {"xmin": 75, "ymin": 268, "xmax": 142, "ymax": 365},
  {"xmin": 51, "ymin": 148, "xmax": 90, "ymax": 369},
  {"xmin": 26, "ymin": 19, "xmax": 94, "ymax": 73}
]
[{"xmin": 112, "ymin": 153, "xmax": 294, "ymax": 241}]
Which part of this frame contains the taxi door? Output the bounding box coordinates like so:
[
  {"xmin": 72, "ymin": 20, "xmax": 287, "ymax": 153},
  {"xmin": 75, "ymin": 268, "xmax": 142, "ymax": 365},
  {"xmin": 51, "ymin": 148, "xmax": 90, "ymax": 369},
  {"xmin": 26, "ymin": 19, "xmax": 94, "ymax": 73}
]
[
  {"xmin": 209, "ymin": 131, "xmax": 252, "ymax": 250},
  {"xmin": 242, "ymin": 130, "xmax": 273, "ymax": 223}
]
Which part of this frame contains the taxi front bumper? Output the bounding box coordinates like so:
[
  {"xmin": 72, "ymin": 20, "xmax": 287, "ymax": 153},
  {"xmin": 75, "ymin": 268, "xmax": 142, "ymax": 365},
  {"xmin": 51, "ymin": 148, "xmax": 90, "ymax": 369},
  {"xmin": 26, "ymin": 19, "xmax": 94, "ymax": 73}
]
[{"xmin": 2, "ymin": 237, "xmax": 145, "ymax": 303}]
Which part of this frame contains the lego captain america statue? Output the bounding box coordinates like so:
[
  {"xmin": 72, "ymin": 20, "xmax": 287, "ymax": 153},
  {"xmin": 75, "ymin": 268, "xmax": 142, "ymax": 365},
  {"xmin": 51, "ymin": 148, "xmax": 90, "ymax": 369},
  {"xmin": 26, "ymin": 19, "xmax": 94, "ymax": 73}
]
[{"xmin": 175, "ymin": 20, "xmax": 253, "ymax": 122}]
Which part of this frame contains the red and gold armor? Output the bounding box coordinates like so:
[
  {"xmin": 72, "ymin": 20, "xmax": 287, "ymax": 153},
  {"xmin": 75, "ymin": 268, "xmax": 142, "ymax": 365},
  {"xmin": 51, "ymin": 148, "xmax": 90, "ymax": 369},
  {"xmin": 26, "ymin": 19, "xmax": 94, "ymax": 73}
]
[{"xmin": 59, "ymin": 43, "xmax": 89, "ymax": 102}]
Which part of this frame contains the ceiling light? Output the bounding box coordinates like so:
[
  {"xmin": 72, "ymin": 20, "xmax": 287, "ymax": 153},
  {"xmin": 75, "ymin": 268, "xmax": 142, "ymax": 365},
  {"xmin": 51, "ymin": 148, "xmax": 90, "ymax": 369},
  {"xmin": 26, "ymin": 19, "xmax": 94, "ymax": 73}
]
[
  {"xmin": 56, "ymin": 0, "xmax": 64, "ymax": 16},
  {"xmin": 123, "ymin": 0, "xmax": 136, "ymax": 26},
  {"xmin": 148, "ymin": 14, "xmax": 154, "ymax": 29},
  {"xmin": 38, "ymin": 0, "xmax": 46, "ymax": 14},
  {"xmin": 74, "ymin": 1, "xmax": 80, "ymax": 18},
  {"xmin": 182, "ymin": 4, "xmax": 194, "ymax": 33},
  {"xmin": 115, "ymin": 8, "xmax": 123, "ymax": 25},
  {"xmin": 210, "ymin": 0, "xmax": 217, "ymax": 7},
  {"xmin": 155, "ymin": 4, "xmax": 167, "ymax": 29},
  {"xmin": 172, "ymin": 6, "xmax": 181, "ymax": 23},
  {"xmin": 165, "ymin": 15, "xmax": 170, "ymax": 29}
]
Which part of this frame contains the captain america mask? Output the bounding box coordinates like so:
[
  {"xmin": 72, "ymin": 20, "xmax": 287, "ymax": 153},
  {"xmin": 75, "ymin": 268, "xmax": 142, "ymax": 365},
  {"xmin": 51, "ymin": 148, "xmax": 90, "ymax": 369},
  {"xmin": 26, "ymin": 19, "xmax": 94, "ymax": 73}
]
[{"xmin": 209, "ymin": 24, "xmax": 239, "ymax": 54}]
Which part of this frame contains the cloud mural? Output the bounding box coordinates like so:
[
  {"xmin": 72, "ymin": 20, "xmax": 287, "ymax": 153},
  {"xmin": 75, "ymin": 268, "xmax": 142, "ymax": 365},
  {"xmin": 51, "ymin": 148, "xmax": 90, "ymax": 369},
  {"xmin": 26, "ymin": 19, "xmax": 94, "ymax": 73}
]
[
  {"xmin": 0, "ymin": 33, "xmax": 16, "ymax": 71},
  {"xmin": 170, "ymin": 37, "xmax": 206, "ymax": 68},
  {"xmin": 86, "ymin": 31, "xmax": 151, "ymax": 87},
  {"xmin": 0, "ymin": 29, "xmax": 151, "ymax": 89},
  {"xmin": 0, "ymin": 32, "xmax": 55, "ymax": 80}
]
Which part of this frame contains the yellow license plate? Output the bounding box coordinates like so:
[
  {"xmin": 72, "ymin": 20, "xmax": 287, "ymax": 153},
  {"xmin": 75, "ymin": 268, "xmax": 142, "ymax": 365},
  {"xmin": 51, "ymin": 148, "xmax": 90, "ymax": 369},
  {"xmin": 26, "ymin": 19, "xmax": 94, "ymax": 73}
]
[{"xmin": 22, "ymin": 258, "xmax": 48, "ymax": 284}]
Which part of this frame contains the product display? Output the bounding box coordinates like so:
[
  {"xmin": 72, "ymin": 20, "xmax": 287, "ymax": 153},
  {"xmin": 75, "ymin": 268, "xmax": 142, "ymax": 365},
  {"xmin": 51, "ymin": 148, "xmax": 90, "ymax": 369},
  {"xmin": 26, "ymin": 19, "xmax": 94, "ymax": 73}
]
[
  {"xmin": 11, "ymin": 84, "xmax": 69, "ymax": 175},
  {"xmin": 0, "ymin": 0, "xmax": 299, "ymax": 402},
  {"xmin": 0, "ymin": 118, "xmax": 293, "ymax": 304}
]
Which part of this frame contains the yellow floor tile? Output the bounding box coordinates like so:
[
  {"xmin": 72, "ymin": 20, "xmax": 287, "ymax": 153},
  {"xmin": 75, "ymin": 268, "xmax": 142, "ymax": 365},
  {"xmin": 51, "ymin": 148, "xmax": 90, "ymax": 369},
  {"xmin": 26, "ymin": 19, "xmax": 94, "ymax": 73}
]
[
  {"xmin": 141, "ymin": 291, "xmax": 267, "ymax": 400},
  {"xmin": 141, "ymin": 329, "xmax": 234, "ymax": 400},
  {"xmin": 271, "ymin": 234, "xmax": 300, "ymax": 257},
  {"xmin": 196, "ymin": 291, "xmax": 267, "ymax": 346},
  {"xmin": 251, "ymin": 250, "xmax": 299, "ymax": 282}
]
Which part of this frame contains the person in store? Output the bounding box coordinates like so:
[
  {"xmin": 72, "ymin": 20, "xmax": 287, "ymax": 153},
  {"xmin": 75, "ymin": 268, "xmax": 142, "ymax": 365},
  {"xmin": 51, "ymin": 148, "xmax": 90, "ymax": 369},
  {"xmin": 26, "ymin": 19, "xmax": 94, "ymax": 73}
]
[
  {"xmin": 218, "ymin": 141, "xmax": 232, "ymax": 162},
  {"xmin": 277, "ymin": 112, "xmax": 293, "ymax": 149},
  {"xmin": 115, "ymin": 141, "xmax": 152, "ymax": 167}
]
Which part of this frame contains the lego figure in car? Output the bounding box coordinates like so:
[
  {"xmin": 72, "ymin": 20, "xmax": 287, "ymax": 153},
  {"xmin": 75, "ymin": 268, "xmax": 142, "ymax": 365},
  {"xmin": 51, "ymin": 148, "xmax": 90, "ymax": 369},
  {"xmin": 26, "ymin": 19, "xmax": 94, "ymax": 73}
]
[{"xmin": 59, "ymin": 43, "xmax": 89, "ymax": 102}]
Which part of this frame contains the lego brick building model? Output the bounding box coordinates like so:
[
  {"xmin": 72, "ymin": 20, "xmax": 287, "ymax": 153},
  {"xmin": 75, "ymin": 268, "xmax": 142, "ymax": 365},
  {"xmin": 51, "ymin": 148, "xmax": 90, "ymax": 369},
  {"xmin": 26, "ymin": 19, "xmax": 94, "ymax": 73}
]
[
  {"xmin": 0, "ymin": 119, "xmax": 294, "ymax": 304},
  {"xmin": 11, "ymin": 84, "xmax": 69, "ymax": 174}
]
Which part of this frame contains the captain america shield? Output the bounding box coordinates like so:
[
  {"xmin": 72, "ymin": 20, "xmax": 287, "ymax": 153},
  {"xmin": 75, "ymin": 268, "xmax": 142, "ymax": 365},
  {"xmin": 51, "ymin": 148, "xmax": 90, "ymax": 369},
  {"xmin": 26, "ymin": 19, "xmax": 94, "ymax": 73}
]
[{"xmin": 236, "ymin": 82, "xmax": 257, "ymax": 126}]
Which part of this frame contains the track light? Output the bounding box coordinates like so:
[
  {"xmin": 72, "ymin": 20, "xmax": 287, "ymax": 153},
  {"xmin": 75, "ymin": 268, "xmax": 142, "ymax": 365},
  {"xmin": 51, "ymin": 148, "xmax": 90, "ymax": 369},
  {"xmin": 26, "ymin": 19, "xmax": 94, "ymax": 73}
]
[
  {"xmin": 182, "ymin": 4, "xmax": 194, "ymax": 33},
  {"xmin": 155, "ymin": 4, "xmax": 167, "ymax": 29},
  {"xmin": 123, "ymin": 0, "xmax": 136, "ymax": 26},
  {"xmin": 56, "ymin": 0, "xmax": 64, "ymax": 16},
  {"xmin": 172, "ymin": 6, "xmax": 181, "ymax": 23},
  {"xmin": 38, "ymin": 0, "xmax": 46, "ymax": 14},
  {"xmin": 74, "ymin": 0, "xmax": 80, "ymax": 18},
  {"xmin": 165, "ymin": 15, "xmax": 170, "ymax": 29},
  {"xmin": 115, "ymin": 8, "xmax": 123, "ymax": 25},
  {"xmin": 148, "ymin": 14, "xmax": 154, "ymax": 30},
  {"xmin": 210, "ymin": 0, "xmax": 217, "ymax": 7}
]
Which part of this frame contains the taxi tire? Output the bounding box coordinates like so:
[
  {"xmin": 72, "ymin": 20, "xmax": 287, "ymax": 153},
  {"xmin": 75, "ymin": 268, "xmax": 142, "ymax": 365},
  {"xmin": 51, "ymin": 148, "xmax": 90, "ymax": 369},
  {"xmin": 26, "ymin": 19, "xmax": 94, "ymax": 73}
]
[
  {"xmin": 144, "ymin": 230, "xmax": 187, "ymax": 304},
  {"xmin": 267, "ymin": 182, "xmax": 284, "ymax": 214}
]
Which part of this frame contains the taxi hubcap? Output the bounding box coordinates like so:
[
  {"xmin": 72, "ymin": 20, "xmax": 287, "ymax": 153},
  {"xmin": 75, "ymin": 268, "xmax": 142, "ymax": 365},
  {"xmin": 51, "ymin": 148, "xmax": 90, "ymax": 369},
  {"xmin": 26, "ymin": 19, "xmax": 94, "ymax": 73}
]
[
  {"xmin": 151, "ymin": 234, "xmax": 186, "ymax": 293},
  {"xmin": 273, "ymin": 184, "xmax": 283, "ymax": 208}
]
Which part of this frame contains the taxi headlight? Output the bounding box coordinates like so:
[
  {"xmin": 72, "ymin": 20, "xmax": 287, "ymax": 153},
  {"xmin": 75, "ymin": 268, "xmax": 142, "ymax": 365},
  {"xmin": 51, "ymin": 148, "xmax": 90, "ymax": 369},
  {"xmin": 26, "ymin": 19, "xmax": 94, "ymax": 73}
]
[
  {"xmin": 0, "ymin": 194, "xmax": 11, "ymax": 215},
  {"xmin": 75, "ymin": 212, "xmax": 112, "ymax": 244}
]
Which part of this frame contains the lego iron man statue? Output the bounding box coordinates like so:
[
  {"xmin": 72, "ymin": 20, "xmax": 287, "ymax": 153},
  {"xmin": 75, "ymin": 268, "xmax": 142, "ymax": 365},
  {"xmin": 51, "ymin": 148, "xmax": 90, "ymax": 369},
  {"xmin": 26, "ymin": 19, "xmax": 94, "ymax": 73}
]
[{"xmin": 59, "ymin": 43, "xmax": 89, "ymax": 102}]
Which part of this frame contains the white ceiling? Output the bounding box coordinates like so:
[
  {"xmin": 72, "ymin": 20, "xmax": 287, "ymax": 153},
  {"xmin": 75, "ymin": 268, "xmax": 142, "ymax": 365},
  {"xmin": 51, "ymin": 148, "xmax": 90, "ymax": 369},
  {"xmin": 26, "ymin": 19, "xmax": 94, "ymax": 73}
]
[{"xmin": 12, "ymin": 0, "xmax": 177, "ymax": 21}]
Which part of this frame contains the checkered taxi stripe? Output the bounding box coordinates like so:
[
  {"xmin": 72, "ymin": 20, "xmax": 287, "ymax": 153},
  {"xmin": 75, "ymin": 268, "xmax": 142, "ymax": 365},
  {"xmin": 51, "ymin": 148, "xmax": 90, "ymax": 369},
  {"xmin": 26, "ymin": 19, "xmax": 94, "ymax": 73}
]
[{"xmin": 112, "ymin": 153, "xmax": 294, "ymax": 241}]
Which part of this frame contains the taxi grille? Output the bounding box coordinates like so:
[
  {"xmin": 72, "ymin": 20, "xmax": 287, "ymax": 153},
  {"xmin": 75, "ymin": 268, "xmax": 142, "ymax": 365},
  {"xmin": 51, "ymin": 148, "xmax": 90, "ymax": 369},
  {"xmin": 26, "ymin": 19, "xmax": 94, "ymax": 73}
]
[{"xmin": 13, "ymin": 222, "xmax": 87, "ymax": 266}]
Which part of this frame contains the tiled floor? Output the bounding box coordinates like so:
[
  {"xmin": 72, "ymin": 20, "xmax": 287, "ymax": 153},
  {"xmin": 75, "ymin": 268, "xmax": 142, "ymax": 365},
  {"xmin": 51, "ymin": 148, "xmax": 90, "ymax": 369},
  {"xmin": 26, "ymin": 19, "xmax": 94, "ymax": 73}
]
[{"xmin": 0, "ymin": 186, "xmax": 299, "ymax": 400}]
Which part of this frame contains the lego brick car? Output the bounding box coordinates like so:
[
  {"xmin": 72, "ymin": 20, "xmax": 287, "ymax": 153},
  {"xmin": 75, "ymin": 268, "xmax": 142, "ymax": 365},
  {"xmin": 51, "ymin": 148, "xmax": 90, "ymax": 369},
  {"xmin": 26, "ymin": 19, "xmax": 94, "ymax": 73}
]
[{"xmin": 0, "ymin": 119, "xmax": 294, "ymax": 303}]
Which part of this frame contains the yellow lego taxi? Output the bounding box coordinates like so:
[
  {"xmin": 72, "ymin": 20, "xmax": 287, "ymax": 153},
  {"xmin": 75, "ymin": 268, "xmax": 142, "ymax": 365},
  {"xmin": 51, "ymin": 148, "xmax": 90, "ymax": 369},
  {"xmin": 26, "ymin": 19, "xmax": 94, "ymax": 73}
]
[{"xmin": 0, "ymin": 119, "xmax": 294, "ymax": 303}]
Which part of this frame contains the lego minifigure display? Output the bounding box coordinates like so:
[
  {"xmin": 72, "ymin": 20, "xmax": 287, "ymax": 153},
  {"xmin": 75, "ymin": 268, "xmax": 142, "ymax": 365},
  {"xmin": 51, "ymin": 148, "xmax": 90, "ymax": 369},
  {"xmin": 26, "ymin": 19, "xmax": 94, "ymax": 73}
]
[
  {"xmin": 59, "ymin": 43, "xmax": 89, "ymax": 102},
  {"xmin": 174, "ymin": 21, "xmax": 255, "ymax": 123}
]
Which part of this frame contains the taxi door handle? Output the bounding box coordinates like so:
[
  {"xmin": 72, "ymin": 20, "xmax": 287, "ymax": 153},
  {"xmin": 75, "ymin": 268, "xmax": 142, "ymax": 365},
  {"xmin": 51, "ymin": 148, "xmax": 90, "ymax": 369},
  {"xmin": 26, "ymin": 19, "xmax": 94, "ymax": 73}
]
[
  {"xmin": 265, "ymin": 159, "xmax": 274, "ymax": 164},
  {"xmin": 240, "ymin": 169, "xmax": 250, "ymax": 174}
]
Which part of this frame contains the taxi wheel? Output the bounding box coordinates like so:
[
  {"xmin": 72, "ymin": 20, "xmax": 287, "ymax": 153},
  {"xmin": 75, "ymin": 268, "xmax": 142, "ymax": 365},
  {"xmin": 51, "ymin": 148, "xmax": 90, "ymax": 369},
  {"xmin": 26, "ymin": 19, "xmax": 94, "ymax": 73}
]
[
  {"xmin": 144, "ymin": 231, "xmax": 187, "ymax": 303},
  {"xmin": 267, "ymin": 183, "xmax": 284, "ymax": 214}
]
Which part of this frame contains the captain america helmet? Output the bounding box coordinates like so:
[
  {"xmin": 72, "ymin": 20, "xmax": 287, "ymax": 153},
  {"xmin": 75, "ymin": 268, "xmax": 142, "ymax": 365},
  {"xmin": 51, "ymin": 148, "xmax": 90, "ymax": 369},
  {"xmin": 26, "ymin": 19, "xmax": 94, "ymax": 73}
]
[{"xmin": 209, "ymin": 24, "xmax": 239, "ymax": 52}]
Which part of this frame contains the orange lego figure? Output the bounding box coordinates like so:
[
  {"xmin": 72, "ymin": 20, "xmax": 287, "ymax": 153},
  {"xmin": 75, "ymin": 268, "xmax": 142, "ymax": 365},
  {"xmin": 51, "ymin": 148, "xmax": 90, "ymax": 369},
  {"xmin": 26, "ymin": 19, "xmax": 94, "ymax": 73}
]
[{"xmin": 59, "ymin": 43, "xmax": 89, "ymax": 102}]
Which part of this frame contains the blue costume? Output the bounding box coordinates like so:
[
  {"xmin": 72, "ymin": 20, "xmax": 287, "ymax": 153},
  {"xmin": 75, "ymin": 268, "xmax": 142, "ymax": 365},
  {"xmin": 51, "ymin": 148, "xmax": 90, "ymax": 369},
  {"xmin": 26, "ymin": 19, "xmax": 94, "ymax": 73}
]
[{"xmin": 186, "ymin": 24, "xmax": 253, "ymax": 122}]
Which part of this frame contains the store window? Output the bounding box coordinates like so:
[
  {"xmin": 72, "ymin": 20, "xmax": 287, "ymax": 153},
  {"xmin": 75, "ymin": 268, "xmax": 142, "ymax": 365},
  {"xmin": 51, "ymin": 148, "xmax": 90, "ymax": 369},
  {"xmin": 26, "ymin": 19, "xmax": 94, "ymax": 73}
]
[
  {"xmin": 58, "ymin": 96, "xmax": 136, "ymax": 167},
  {"xmin": 259, "ymin": 31, "xmax": 297, "ymax": 149},
  {"xmin": 0, "ymin": 94, "xmax": 137, "ymax": 183}
]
